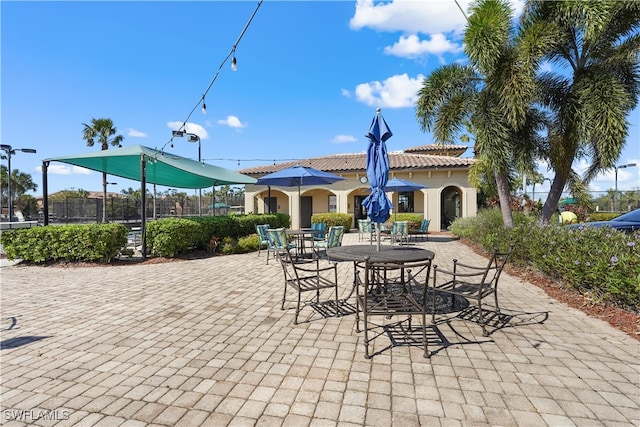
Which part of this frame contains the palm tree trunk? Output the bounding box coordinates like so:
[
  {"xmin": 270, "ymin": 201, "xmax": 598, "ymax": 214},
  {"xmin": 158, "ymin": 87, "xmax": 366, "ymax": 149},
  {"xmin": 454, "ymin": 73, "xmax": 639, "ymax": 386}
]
[
  {"xmin": 495, "ymin": 171, "xmax": 514, "ymax": 228},
  {"xmin": 102, "ymin": 172, "xmax": 107, "ymax": 223},
  {"xmin": 541, "ymin": 176, "xmax": 565, "ymax": 224}
]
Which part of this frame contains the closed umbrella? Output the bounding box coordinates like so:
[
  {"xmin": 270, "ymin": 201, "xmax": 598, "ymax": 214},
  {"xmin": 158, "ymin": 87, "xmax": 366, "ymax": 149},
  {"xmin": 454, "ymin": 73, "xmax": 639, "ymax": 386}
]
[
  {"xmin": 256, "ymin": 165, "xmax": 345, "ymax": 228},
  {"xmin": 384, "ymin": 177, "xmax": 427, "ymax": 221},
  {"xmin": 362, "ymin": 108, "xmax": 393, "ymax": 250}
]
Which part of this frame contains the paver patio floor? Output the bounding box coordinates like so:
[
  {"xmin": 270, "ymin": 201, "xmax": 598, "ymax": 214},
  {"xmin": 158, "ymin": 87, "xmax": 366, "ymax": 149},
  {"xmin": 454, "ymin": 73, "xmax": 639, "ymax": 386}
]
[{"xmin": 1, "ymin": 232, "xmax": 638, "ymax": 426}]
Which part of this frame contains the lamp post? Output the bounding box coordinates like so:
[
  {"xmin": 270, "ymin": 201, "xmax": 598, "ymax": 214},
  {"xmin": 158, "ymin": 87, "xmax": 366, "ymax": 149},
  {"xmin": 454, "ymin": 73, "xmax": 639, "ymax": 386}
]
[
  {"xmin": 1, "ymin": 144, "xmax": 37, "ymax": 222},
  {"xmin": 171, "ymin": 130, "xmax": 202, "ymax": 215},
  {"xmin": 614, "ymin": 163, "xmax": 637, "ymax": 212}
]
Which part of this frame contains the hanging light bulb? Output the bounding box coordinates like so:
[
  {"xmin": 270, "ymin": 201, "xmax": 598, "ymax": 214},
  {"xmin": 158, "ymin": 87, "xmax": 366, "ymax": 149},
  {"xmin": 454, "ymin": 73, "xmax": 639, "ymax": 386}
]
[{"xmin": 231, "ymin": 55, "xmax": 237, "ymax": 72}]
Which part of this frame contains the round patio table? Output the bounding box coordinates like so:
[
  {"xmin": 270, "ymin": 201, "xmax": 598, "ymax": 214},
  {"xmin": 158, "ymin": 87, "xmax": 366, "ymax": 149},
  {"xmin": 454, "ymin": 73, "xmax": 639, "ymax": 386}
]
[
  {"xmin": 286, "ymin": 228, "xmax": 326, "ymax": 257},
  {"xmin": 326, "ymin": 244, "xmax": 434, "ymax": 263}
]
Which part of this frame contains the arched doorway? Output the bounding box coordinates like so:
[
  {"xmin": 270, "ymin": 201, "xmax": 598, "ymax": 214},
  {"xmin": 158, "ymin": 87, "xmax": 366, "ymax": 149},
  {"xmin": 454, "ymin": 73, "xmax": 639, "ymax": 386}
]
[{"xmin": 441, "ymin": 186, "xmax": 461, "ymax": 230}]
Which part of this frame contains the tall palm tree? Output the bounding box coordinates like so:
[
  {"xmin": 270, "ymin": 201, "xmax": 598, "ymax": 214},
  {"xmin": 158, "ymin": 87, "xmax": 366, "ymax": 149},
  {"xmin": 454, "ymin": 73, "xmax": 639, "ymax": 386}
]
[
  {"xmin": 526, "ymin": 1, "xmax": 640, "ymax": 222},
  {"xmin": 1, "ymin": 165, "xmax": 37, "ymax": 215},
  {"xmin": 416, "ymin": 0, "xmax": 554, "ymax": 228},
  {"xmin": 82, "ymin": 118, "xmax": 124, "ymax": 222}
]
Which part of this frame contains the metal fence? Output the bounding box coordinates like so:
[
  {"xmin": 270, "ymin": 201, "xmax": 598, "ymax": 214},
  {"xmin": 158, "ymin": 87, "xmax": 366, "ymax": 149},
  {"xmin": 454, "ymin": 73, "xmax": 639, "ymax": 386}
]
[{"xmin": 46, "ymin": 196, "xmax": 236, "ymax": 224}]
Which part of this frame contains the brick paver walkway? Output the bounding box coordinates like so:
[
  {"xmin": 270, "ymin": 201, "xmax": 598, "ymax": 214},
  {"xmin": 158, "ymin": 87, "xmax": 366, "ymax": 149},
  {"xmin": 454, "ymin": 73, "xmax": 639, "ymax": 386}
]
[{"xmin": 1, "ymin": 232, "xmax": 638, "ymax": 426}]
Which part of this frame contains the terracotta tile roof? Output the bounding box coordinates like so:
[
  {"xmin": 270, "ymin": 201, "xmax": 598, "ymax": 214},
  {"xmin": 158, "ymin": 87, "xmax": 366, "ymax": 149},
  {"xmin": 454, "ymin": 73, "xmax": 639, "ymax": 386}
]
[
  {"xmin": 238, "ymin": 151, "xmax": 475, "ymax": 176},
  {"xmin": 404, "ymin": 144, "xmax": 470, "ymax": 156}
]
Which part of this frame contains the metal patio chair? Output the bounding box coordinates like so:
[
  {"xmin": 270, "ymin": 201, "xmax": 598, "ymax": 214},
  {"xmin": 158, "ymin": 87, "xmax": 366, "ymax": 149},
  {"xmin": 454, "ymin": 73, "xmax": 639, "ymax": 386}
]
[
  {"xmin": 256, "ymin": 224, "xmax": 272, "ymax": 263},
  {"xmin": 354, "ymin": 257, "xmax": 433, "ymax": 359},
  {"xmin": 391, "ymin": 221, "xmax": 410, "ymax": 245},
  {"xmin": 357, "ymin": 219, "xmax": 373, "ymax": 243},
  {"xmin": 310, "ymin": 222, "xmax": 327, "ymax": 241},
  {"xmin": 431, "ymin": 246, "xmax": 513, "ymax": 336},
  {"xmin": 411, "ymin": 218, "xmax": 430, "ymax": 242},
  {"xmin": 271, "ymin": 235, "xmax": 339, "ymax": 325},
  {"xmin": 313, "ymin": 225, "xmax": 344, "ymax": 258}
]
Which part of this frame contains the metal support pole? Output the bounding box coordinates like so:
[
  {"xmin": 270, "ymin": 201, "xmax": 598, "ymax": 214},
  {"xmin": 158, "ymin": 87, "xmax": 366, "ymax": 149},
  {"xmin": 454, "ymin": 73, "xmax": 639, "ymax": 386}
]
[
  {"xmin": 141, "ymin": 154, "xmax": 147, "ymax": 259},
  {"xmin": 42, "ymin": 161, "xmax": 49, "ymax": 225},
  {"xmin": 7, "ymin": 150, "xmax": 12, "ymax": 221}
]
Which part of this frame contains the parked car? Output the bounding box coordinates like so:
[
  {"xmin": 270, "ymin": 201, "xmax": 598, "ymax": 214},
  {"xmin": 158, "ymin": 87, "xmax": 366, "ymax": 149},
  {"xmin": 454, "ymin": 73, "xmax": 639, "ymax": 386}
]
[{"xmin": 566, "ymin": 208, "xmax": 640, "ymax": 233}]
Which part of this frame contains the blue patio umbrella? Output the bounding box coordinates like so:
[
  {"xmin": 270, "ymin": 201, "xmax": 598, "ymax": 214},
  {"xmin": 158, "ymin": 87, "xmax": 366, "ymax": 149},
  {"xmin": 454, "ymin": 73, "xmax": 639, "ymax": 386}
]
[
  {"xmin": 384, "ymin": 178, "xmax": 427, "ymax": 221},
  {"xmin": 362, "ymin": 108, "xmax": 393, "ymax": 250},
  {"xmin": 384, "ymin": 177, "xmax": 426, "ymax": 193},
  {"xmin": 256, "ymin": 165, "xmax": 345, "ymax": 228}
]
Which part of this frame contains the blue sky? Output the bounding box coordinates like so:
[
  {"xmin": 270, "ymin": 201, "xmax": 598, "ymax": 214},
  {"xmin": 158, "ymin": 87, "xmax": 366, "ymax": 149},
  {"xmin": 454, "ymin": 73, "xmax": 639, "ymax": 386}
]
[{"xmin": 2, "ymin": 0, "xmax": 639, "ymax": 198}]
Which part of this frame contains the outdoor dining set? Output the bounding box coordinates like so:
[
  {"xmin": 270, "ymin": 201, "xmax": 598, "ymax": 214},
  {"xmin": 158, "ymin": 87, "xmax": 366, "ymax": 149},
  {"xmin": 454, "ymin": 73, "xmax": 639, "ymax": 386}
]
[
  {"xmin": 255, "ymin": 222, "xmax": 513, "ymax": 360},
  {"xmin": 250, "ymin": 109, "xmax": 512, "ymax": 359}
]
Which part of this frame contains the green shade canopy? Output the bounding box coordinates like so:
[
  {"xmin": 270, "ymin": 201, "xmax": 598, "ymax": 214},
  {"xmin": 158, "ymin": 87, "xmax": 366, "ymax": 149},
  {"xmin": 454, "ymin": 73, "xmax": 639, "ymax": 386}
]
[
  {"xmin": 558, "ymin": 197, "xmax": 577, "ymax": 206},
  {"xmin": 44, "ymin": 144, "xmax": 256, "ymax": 188},
  {"xmin": 209, "ymin": 202, "xmax": 230, "ymax": 209}
]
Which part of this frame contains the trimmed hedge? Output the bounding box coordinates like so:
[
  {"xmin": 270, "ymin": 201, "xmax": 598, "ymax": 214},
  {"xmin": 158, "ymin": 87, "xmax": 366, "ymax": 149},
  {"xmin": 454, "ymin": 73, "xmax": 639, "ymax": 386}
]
[
  {"xmin": 310, "ymin": 213, "xmax": 353, "ymax": 230},
  {"xmin": 389, "ymin": 213, "xmax": 424, "ymax": 231},
  {"xmin": 0, "ymin": 213, "xmax": 291, "ymax": 263},
  {"xmin": 146, "ymin": 213, "xmax": 291, "ymax": 257},
  {"xmin": 0, "ymin": 223, "xmax": 128, "ymax": 263}
]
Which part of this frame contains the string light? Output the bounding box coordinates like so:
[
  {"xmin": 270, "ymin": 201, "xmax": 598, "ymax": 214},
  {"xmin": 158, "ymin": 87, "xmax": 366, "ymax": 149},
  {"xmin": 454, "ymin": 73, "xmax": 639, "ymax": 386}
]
[
  {"xmin": 231, "ymin": 51, "xmax": 238, "ymax": 72},
  {"xmin": 160, "ymin": 0, "xmax": 263, "ymax": 152}
]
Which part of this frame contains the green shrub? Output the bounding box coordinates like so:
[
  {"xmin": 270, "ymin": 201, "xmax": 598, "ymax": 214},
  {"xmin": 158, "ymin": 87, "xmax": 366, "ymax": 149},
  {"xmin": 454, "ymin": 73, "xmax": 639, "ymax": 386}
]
[
  {"xmin": 392, "ymin": 213, "xmax": 424, "ymax": 231},
  {"xmin": 145, "ymin": 218, "xmax": 201, "ymax": 257},
  {"xmin": 0, "ymin": 223, "xmax": 127, "ymax": 263},
  {"xmin": 588, "ymin": 212, "xmax": 620, "ymax": 222},
  {"xmin": 450, "ymin": 208, "xmax": 640, "ymax": 311},
  {"xmin": 311, "ymin": 213, "xmax": 353, "ymax": 230},
  {"xmin": 144, "ymin": 213, "xmax": 290, "ymax": 257},
  {"xmin": 237, "ymin": 234, "xmax": 260, "ymax": 253}
]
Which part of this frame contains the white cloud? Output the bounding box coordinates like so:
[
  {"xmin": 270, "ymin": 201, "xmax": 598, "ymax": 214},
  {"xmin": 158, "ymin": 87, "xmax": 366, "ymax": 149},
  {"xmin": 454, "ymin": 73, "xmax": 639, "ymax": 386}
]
[
  {"xmin": 341, "ymin": 88, "xmax": 351, "ymax": 98},
  {"xmin": 217, "ymin": 115, "xmax": 247, "ymax": 129},
  {"xmin": 350, "ymin": 0, "xmax": 525, "ymax": 60},
  {"xmin": 167, "ymin": 121, "xmax": 209, "ymax": 139},
  {"xmin": 591, "ymin": 159, "xmax": 640, "ymax": 191},
  {"xmin": 332, "ymin": 135, "xmax": 357, "ymax": 144},
  {"xmin": 384, "ymin": 33, "xmax": 463, "ymax": 59},
  {"xmin": 127, "ymin": 128, "xmax": 147, "ymax": 138},
  {"xmin": 355, "ymin": 73, "xmax": 424, "ymax": 108},
  {"xmin": 350, "ymin": 0, "xmax": 469, "ymax": 35},
  {"xmin": 46, "ymin": 164, "xmax": 92, "ymax": 176},
  {"xmin": 536, "ymin": 158, "xmax": 640, "ymax": 193}
]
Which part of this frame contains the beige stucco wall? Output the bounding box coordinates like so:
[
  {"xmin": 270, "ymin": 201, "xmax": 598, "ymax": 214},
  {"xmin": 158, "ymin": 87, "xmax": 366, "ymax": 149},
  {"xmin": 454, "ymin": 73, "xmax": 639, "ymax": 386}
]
[{"xmin": 245, "ymin": 168, "xmax": 477, "ymax": 231}]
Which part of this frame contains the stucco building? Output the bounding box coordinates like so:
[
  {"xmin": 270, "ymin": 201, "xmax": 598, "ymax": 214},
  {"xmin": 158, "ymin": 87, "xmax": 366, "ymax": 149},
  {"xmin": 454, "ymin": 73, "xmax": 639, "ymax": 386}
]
[{"xmin": 240, "ymin": 144, "xmax": 477, "ymax": 232}]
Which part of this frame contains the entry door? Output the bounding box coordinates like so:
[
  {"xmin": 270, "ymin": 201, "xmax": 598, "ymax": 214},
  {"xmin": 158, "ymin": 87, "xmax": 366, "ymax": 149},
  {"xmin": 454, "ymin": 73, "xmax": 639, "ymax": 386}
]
[
  {"xmin": 264, "ymin": 197, "xmax": 277, "ymax": 214},
  {"xmin": 301, "ymin": 196, "xmax": 313, "ymax": 228},
  {"xmin": 354, "ymin": 196, "xmax": 368, "ymax": 228}
]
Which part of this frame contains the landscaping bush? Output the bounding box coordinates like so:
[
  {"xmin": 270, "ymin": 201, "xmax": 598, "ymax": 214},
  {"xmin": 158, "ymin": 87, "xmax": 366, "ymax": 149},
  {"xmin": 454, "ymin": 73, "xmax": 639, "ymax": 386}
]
[
  {"xmin": 311, "ymin": 213, "xmax": 353, "ymax": 230},
  {"xmin": 145, "ymin": 218, "xmax": 201, "ymax": 257},
  {"xmin": 0, "ymin": 223, "xmax": 128, "ymax": 263},
  {"xmin": 144, "ymin": 213, "xmax": 290, "ymax": 256},
  {"xmin": 587, "ymin": 212, "xmax": 620, "ymax": 222},
  {"xmin": 392, "ymin": 213, "xmax": 424, "ymax": 231},
  {"xmin": 450, "ymin": 208, "xmax": 640, "ymax": 311},
  {"xmin": 189, "ymin": 213, "xmax": 290, "ymax": 245}
]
